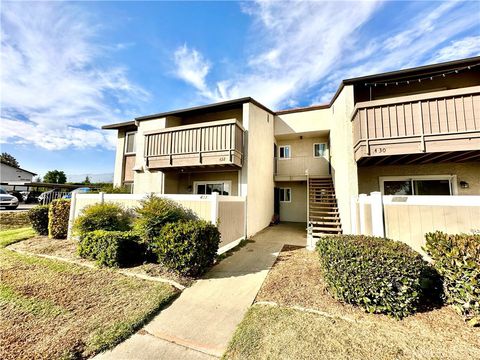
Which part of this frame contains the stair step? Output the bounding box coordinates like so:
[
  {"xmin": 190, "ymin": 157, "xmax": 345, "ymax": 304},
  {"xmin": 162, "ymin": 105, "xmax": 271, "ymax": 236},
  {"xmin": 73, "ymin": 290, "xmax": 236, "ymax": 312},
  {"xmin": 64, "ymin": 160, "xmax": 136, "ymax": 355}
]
[
  {"xmin": 309, "ymin": 215, "xmax": 339, "ymax": 220},
  {"xmin": 311, "ymin": 227, "xmax": 342, "ymax": 232},
  {"xmin": 310, "ymin": 206, "xmax": 339, "ymax": 209},
  {"xmin": 310, "ymin": 222, "xmax": 341, "ymax": 226}
]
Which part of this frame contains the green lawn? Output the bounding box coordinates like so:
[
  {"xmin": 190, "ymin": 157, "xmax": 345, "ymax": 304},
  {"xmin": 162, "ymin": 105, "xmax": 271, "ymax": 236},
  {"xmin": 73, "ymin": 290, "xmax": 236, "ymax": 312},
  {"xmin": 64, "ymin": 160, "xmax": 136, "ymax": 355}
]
[
  {"xmin": 0, "ymin": 228, "xmax": 179, "ymax": 360},
  {"xmin": 0, "ymin": 227, "xmax": 36, "ymax": 248}
]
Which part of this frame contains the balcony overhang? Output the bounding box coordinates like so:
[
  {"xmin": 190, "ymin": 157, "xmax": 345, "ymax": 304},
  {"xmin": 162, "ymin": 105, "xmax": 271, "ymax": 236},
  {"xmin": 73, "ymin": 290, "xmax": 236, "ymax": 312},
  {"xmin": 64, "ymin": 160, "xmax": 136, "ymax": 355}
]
[
  {"xmin": 144, "ymin": 119, "xmax": 244, "ymax": 170},
  {"xmin": 357, "ymin": 149, "xmax": 480, "ymax": 166},
  {"xmin": 352, "ymin": 86, "xmax": 480, "ymax": 163}
]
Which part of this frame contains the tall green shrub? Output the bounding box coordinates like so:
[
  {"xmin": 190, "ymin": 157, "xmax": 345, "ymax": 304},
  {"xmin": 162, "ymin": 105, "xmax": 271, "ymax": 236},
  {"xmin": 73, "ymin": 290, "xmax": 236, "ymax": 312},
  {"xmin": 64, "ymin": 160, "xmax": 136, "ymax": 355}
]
[
  {"xmin": 317, "ymin": 235, "xmax": 432, "ymax": 319},
  {"xmin": 48, "ymin": 199, "xmax": 71, "ymax": 239},
  {"xmin": 73, "ymin": 202, "xmax": 132, "ymax": 238},
  {"xmin": 134, "ymin": 195, "xmax": 195, "ymax": 254},
  {"xmin": 78, "ymin": 230, "xmax": 142, "ymax": 267},
  {"xmin": 28, "ymin": 205, "xmax": 49, "ymax": 235},
  {"xmin": 424, "ymin": 231, "xmax": 480, "ymax": 326},
  {"xmin": 155, "ymin": 220, "xmax": 220, "ymax": 276}
]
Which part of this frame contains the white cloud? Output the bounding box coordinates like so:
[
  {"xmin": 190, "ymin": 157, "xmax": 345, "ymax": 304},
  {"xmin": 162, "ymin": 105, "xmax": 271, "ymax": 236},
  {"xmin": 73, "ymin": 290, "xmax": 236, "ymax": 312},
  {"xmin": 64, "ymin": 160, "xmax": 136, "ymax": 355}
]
[
  {"xmin": 174, "ymin": 1, "xmax": 480, "ymax": 110},
  {"xmin": 0, "ymin": 2, "xmax": 148, "ymax": 150},
  {"xmin": 430, "ymin": 36, "xmax": 480, "ymax": 63},
  {"xmin": 174, "ymin": 44, "xmax": 211, "ymax": 92}
]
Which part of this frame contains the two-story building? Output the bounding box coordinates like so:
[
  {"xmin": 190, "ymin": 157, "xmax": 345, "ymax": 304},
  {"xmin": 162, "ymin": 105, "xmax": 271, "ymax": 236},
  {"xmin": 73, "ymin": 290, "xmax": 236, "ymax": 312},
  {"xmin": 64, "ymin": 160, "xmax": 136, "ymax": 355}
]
[{"xmin": 103, "ymin": 57, "xmax": 480, "ymax": 240}]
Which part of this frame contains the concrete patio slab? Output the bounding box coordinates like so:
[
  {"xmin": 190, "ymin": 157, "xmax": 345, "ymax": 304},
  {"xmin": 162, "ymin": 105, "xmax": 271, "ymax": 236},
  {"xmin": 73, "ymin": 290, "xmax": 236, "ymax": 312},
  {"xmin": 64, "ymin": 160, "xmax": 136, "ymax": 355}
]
[{"xmin": 94, "ymin": 222, "xmax": 306, "ymax": 359}]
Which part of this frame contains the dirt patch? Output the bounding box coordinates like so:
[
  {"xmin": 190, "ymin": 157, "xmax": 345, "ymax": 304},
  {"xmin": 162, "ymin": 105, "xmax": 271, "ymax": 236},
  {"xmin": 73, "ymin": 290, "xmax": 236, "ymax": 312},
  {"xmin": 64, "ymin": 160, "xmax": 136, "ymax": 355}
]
[
  {"xmin": 8, "ymin": 236, "xmax": 194, "ymax": 287},
  {"xmin": 246, "ymin": 245, "xmax": 480, "ymax": 360},
  {"xmin": 0, "ymin": 249, "xmax": 177, "ymax": 360}
]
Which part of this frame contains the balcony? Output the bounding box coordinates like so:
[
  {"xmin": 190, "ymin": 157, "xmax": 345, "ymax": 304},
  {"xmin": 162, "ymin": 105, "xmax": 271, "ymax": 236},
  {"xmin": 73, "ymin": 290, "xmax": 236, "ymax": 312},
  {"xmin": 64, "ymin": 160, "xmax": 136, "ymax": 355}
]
[
  {"xmin": 144, "ymin": 119, "xmax": 244, "ymax": 170},
  {"xmin": 352, "ymin": 86, "xmax": 480, "ymax": 165},
  {"xmin": 274, "ymin": 156, "xmax": 330, "ymax": 181}
]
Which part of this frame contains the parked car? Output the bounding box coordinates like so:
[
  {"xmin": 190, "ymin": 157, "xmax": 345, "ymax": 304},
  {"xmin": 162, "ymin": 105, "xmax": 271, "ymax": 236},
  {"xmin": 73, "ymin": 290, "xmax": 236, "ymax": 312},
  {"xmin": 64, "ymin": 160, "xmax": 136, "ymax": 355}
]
[
  {"xmin": 0, "ymin": 187, "xmax": 19, "ymax": 210},
  {"xmin": 21, "ymin": 190, "xmax": 42, "ymax": 203},
  {"xmin": 63, "ymin": 187, "xmax": 93, "ymax": 199}
]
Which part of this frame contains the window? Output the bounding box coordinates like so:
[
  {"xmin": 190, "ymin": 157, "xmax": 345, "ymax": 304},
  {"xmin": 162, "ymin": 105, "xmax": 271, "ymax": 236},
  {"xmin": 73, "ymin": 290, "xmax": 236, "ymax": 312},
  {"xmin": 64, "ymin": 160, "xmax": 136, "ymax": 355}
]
[
  {"xmin": 279, "ymin": 188, "xmax": 291, "ymax": 202},
  {"xmin": 313, "ymin": 143, "xmax": 326, "ymax": 157},
  {"xmin": 194, "ymin": 181, "xmax": 231, "ymax": 196},
  {"xmin": 381, "ymin": 176, "xmax": 454, "ymax": 195},
  {"xmin": 125, "ymin": 132, "xmax": 136, "ymax": 154},
  {"xmin": 278, "ymin": 145, "xmax": 291, "ymax": 159}
]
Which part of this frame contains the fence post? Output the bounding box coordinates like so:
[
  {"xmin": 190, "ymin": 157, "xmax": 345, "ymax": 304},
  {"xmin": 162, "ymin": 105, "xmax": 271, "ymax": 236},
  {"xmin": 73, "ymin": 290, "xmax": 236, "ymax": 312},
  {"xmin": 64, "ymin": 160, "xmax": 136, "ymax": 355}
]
[
  {"xmin": 370, "ymin": 191, "xmax": 385, "ymax": 237},
  {"xmin": 211, "ymin": 192, "xmax": 219, "ymax": 225},
  {"xmin": 358, "ymin": 194, "xmax": 367, "ymax": 234},
  {"xmin": 99, "ymin": 192, "xmax": 105, "ymax": 204},
  {"xmin": 67, "ymin": 191, "xmax": 77, "ymax": 240}
]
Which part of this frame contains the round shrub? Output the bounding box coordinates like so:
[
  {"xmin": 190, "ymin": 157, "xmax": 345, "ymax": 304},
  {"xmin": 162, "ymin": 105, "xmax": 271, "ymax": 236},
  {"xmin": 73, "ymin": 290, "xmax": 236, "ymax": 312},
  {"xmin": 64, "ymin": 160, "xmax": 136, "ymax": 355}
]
[
  {"xmin": 48, "ymin": 199, "xmax": 71, "ymax": 239},
  {"xmin": 316, "ymin": 235, "xmax": 431, "ymax": 319},
  {"xmin": 134, "ymin": 195, "xmax": 195, "ymax": 256},
  {"xmin": 28, "ymin": 205, "xmax": 49, "ymax": 235},
  {"xmin": 425, "ymin": 231, "xmax": 480, "ymax": 326},
  {"xmin": 74, "ymin": 202, "xmax": 133, "ymax": 238},
  {"xmin": 155, "ymin": 220, "xmax": 220, "ymax": 276},
  {"xmin": 78, "ymin": 230, "xmax": 143, "ymax": 267}
]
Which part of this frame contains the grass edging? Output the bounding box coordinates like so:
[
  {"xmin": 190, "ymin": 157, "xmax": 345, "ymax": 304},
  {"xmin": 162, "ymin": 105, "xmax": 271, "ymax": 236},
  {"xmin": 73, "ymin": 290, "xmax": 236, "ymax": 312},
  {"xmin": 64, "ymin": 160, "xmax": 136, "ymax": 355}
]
[{"xmin": 6, "ymin": 247, "xmax": 186, "ymax": 291}]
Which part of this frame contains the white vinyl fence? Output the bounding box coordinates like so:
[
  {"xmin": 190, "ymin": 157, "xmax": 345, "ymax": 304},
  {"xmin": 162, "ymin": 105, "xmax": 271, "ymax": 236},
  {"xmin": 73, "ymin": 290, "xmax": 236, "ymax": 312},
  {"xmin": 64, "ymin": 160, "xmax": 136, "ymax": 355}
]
[
  {"xmin": 68, "ymin": 192, "xmax": 246, "ymax": 254},
  {"xmin": 40, "ymin": 192, "xmax": 70, "ymax": 205},
  {"xmin": 351, "ymin": 192, "xmax": 480, "ymax": 255}
]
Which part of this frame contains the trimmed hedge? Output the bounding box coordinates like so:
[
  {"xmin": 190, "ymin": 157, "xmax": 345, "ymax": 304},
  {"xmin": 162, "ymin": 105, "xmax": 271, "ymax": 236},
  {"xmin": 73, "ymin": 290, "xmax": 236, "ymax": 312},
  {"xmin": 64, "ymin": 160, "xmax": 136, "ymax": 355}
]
[
  {"xmin": 28, "ymin": 205, "xmax": 49, "ymax": 235},
  {"xmin": 155, "ymin": 220, "xmax": 220, "ymax": 276},
  {"xmin": 316, "ymin": 235, "xmax": 431, "ymax": 318},
  {"xmin": 73, "ymin": 202, "xmax": 132, "ymax": 238},
  {"xmin": 78, "ymin": 230, "xmax": 142, "ymax": 267},
  {"xmin": 424, "ymin": 231, "xmax": 480, "ymax": 326},
  {"xmin": 48, "ymin": 199, "xmax": 70, "ymax": 239}
]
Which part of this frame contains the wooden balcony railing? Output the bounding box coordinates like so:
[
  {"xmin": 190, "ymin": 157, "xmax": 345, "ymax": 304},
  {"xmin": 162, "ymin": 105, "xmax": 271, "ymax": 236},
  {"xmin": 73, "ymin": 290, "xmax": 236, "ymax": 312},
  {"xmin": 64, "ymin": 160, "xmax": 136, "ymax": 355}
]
[
  {"xmin": 144, "ymin": 119, "xmax": 244, "ymax": 169},
  {"xmin": 352, "ymin": 86, "xmax": 480, "ymax": 161},
  {"xmin": 274, "ymin": 156, "xmax": 330, "ymax": 180}
]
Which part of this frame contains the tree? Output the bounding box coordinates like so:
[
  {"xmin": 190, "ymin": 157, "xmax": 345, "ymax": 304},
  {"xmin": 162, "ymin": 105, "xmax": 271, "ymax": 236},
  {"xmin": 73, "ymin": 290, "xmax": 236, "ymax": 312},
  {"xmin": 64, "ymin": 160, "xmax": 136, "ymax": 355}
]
[
  {"xmin": 0, "ymin": 152, "xmax": 19, "ymax": 168},
  {"xmin": 43, "ymin": 170, "xmax": 67, "ymax": 184},
  {"xmin": 34, "ymin": 176, "xmax": 42, "ymax": 182},
  {"xmin": 83, "ymin": 176, "xmax": 91, "ymax": 185}
]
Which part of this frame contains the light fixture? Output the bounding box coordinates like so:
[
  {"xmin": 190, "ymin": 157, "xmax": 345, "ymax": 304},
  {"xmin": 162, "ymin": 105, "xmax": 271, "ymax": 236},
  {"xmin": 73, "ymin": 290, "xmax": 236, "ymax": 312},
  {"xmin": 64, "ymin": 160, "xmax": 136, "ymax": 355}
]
[{"xmin": 460, "ymin": 181, "xmax": 469, "ymax": 189}]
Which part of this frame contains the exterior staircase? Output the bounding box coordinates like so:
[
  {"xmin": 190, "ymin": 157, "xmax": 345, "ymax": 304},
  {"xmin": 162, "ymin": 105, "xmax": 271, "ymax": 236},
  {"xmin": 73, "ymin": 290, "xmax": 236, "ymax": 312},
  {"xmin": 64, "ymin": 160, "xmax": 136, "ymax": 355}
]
[{"xmin": 308, "ymin": 177, "xmax": 342, "ymax": 239}]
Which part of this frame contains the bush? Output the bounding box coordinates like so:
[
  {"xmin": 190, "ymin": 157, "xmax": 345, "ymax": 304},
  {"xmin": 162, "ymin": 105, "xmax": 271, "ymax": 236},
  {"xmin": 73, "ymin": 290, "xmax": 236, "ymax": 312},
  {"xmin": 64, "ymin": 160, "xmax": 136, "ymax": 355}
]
[
  {"xmin": 155, "ymin": 220, "xmax": 220, "ymax": 276},
  {"xmin": 134, "ymin": 195, "xmax": 194, "ymax": 255},
  {"xmin": 73, "ymin": 203, "xmax": 133, "ymax": 239},
  {"xmin": 78, "ymin": 230, "xmax": 143, "ymax": 267},
  {"xmin": 316, "ymin": 235, "xmax": 431, "ymax": 319},
  {"xmin": 48, "ymin": 199, "xmax": 71, "ymax": 239},
  {"xmin": 28, "ymin": 205, "xmax": 49, "ymax": 235},
  {"xmin": 424, "ymin": 231, "xmax": 480, "ymax": 326},
  {"xmin": 100, "ymin": 184, "xmax": 132, "ymax": 194}
]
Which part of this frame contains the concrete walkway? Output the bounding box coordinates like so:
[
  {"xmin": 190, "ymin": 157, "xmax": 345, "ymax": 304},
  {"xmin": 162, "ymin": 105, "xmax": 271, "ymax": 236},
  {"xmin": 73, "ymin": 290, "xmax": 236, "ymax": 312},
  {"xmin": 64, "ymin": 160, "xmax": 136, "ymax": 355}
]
[{"xmin": 95, "ymin": 223, "xmax": 306, "ymax": 360}]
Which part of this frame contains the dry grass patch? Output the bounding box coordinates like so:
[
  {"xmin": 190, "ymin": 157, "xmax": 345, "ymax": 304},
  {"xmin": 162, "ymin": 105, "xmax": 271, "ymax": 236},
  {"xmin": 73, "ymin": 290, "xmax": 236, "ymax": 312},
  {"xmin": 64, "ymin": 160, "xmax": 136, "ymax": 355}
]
[
  {"xmin": 8, "ymin": 236, "xmax": 194, "ymax": 287},
  {"xmin": 0, "ymin": 249, "xmax": 178, "ymax": 360},
  {"xmin": 0, "ymin": 211, "xmax": 30, "ymax": 230},
  {"xmin": 224, "ymin": 245, "xmax": 480, "ymax": 360}
]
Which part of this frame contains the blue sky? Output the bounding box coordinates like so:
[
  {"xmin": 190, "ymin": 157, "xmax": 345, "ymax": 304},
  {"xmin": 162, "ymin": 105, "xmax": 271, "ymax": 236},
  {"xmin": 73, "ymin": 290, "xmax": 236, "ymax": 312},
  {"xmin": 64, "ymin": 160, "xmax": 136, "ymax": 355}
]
[{"xmin": 1, "ymin": 0, "xmax": 479, "ymax": 179}]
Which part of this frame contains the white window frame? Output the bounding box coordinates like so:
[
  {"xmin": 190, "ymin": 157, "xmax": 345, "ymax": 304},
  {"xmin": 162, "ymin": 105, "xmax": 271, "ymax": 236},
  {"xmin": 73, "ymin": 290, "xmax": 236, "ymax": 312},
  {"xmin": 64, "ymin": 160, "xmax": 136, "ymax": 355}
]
[
  {"xmin": 279, "ymin": 188, "xmax": 291, "ymax": 202},
  {"xmin": 313, "ymin": 143, "xmax": 327, "ymax": 158},
  {"xmin": 193, "ymin": 180, "xmax": 233, "ymax": 196},
  {"xmin": 379, "ymin": 175, "xmax": 457, "ymax": 196},
  {"xmin": 278, "ymin": 145, "xmax": 291, "ymax": 160},
  {"xmin": 124, "ymin": 131, "xmax": 136, "ymax": 155}
]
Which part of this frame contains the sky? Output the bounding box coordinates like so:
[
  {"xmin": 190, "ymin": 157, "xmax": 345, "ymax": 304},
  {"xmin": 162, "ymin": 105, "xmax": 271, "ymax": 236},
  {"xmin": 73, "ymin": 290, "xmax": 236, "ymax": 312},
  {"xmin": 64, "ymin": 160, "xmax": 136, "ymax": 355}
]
[{"xmin": 1, "ymin": 0, "xmax": 479, "ymax": 179}]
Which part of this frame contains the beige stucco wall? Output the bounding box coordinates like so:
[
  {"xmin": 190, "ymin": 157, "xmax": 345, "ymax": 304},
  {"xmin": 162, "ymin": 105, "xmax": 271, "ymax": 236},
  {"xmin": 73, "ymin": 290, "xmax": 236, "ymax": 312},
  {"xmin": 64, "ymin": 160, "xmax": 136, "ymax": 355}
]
[
  {"xmin": 164, "ymin": 171, "xmax": 239, "ymax": 196},
  {"xmin": 275, "ymin": 136, "xmax": 330, "ymax": 177},
  {"xmin": 243, "ymin": 102, "xmax": 275, "ymax": 236},
  {"xmin": 278, "ymin": 181, "xmax": 307, "ymax": 222},
  {"xmin": 329, "ymin": 85, "xmax": 358, "ymax": 233},
  {"xmin": 358, "ymin": 162, "xmax": 480, "ymax": 195},
  {"xmin": 275, "ymin": 108, "xmax": 331, "ymax": 136}
]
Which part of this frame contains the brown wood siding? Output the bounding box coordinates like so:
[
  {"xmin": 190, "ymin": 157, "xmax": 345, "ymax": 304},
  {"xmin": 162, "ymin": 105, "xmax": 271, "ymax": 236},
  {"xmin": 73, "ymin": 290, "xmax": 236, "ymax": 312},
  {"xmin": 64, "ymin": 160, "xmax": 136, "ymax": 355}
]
[
  {"xmin": 123, "ymin": 155, "xmax": 135, "ymax": 182},
  {"xmin": 352, "ymin": 87, "xmax": 480, "ymax": 161},
  {"xmin": 144, "ymin": 120, "xmax": 244, "ymax": 169}
]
